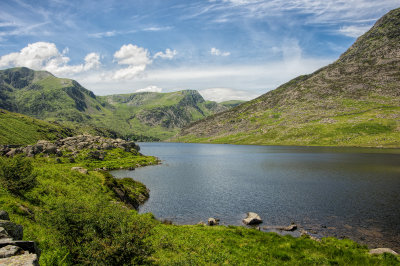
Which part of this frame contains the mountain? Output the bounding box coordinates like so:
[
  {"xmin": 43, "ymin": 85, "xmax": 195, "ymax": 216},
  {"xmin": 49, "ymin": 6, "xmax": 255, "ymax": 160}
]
[
  {"xmin": 176, "ymin": 8, "xmax": 400, "ymax": 148},
  {"xmin": 0, "ymin": 109, "xmax": 72, "ymax": 145},
  {"xmin": 97, "ymin": 90, "xmax": 227, "ymax": 140},
  {"xmin": 0, "ymin": 67, "xmax": 227, "ymax": 140}
]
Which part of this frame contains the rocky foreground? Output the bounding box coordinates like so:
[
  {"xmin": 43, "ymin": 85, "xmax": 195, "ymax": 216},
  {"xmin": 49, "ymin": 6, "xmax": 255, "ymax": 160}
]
[
  {"xmin": 0, "ymin": 210, "xmax": 40, "ymax": 265},
  {"xmin": 0, "ymin": 134, "xmax": 140, "ymax": 158}
]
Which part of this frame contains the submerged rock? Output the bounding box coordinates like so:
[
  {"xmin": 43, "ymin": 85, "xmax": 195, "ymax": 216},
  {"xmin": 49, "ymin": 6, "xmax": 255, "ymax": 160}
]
[{"xmin": 243, "ymin": 212, "xmax": 262, "ymax": 225}]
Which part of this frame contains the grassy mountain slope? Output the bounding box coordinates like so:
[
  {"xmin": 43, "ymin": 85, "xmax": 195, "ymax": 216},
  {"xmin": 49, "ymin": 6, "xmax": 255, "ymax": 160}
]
[
  {"xmin": 0, "ymin": 109, "xmax": 72, "ymax": 145},
  {"xmin": 220, "ymin": 100, "xmax": 246, "ymax": 108},
  {"xmin": 0, "ymin": 68, "xmax": 227, "ymax": 140},
  {"xmin": 96, "ymin": 90, "xmax": 227, "ymax": 140},
  {"xmin": 176, "ymin": 8, "xmax": 400, "ymax": 148}
]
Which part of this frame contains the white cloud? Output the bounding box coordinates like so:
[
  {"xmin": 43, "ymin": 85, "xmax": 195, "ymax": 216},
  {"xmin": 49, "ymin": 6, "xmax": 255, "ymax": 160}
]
[
  {"xmin": 112, "ymin": 44, "xmax": 152, "ymax": 80},
  {"xmin": 79, "ymin": 56, "xmax": 331, "ymax": 97},
  {"xmin": 0, "ymin": 42, "xmax": 100, "ymax": 75},
  {"xmin": 136, "ymin": 85, "xmax": 163, "ymax": 93},
  {"xmin": 114, "ymin": 44, "xmax": 151, "ymax": 66},
  {"xmin": 210, "ymin": 47, "xmax": 231, "ymax": 56},
  {"xmin": 199, "ymin": 87, "xmax": 258, "ymax": 102},
  {"xmin": 338, "ymin": 25, "xmax": 372, "ymax": 37},
  {"xmin": 154, "ymin": 48, "xmax": 177, "ymax": 59}
]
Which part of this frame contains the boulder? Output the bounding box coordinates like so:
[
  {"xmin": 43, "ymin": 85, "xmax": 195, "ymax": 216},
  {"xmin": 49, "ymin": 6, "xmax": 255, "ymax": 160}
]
[
  {"xmin": 0, "ymin": 211, "xmax": 9, "ymax": 221},
  {"xmin": 0, "ymin": 245, "xmax": 22, "ymax": 258},
  {"xmin": 71, "ymin": 167, "xmax": 88, "ymax": 175},
  {"xmin": 369, "ymin": 248, "xmax": 398, "ymax": 256},
  {"xmin": 0, "ymin": 227, "xmax": 10, "ymax": 239},
  {"xmin": 243, "ymin": 212, "xmax": 262, "ymax": 225},
  {"xmin": 208, "ymin": 218, "xmax": 219, "ymax": 226},
  {"xmin": 0, "ymin": 221, "xmax": 23, "ymax": 240},
  {"xmin": 0, "ymin": 253, "xmax": 38, "ymax": 266},
  {"xmin": 5, "ymin": 149, "xmax": 16, "ymax": 157}
]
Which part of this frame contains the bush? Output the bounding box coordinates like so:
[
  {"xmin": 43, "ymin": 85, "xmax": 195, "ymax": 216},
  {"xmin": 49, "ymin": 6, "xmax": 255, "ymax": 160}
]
[{"xmin": 0, "ymin": 155, "xmax": 37, "ymax": 195}]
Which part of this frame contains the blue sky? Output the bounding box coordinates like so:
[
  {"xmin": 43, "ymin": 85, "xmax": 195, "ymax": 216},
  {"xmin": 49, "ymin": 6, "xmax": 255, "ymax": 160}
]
[{"xmin": 0, "ymin": 0, "xmax": 399, "ymax": 101}]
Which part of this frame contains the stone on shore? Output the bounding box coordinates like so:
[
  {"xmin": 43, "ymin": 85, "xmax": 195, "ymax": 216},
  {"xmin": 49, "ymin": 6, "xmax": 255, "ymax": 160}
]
[
  {"xmin": 243, "ymin": 212, "xmax": 262, "ymax": 225},
  {"xmin": 369, "ymin": 248, "xmax": 398, "ymax": 256},
  {"xmin": 208, "ymin": 218, "xmax": 219, "ymax": 226}
]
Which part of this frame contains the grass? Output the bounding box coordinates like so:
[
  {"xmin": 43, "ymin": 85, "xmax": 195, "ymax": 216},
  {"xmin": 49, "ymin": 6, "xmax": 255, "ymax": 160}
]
[
  {"xmin": 176, "ymin": 102, "xmax": 400, "ymax": 148},
  {"xmin": 148, "ymin": 224, "xmax": 399, "ymax": 265},
  {"xmin": 0, "ymin": 109, "xmax": 72, "ymax": 145}
]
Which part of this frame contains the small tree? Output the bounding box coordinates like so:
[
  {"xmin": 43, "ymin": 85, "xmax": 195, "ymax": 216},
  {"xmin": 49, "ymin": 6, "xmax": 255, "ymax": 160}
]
[{"xmin": 0, "ymin": 155, "xmax": 37, "ymax": 195}]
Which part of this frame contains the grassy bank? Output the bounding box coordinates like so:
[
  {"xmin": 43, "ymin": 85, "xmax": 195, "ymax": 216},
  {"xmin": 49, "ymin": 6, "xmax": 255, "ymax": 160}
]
[{"xmin": 0, "ymin": 147, "xmax": 398, "ymax": 265}]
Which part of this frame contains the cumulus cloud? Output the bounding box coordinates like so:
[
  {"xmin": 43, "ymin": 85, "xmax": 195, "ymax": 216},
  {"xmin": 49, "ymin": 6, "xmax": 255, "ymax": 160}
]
[
  {"xmin": 112, "ymin": 44, "xmax": 152, "ymax": 80},
  {"xmin": 210, "ymin": 47, "xmax": 231, "ymax": 56},
  {"xmin": 154, "ymin": 48, "xmax": 177, "ymax": 59},
  {"xmin": 338, "ymin": 25, "xmax": 372, "ymax": 38},
  {"xmin": 112, "ymin": 44, "xmax": 178, "ymax": 80},
  {"xmin": 199, "ymin": 87, "xmax": 258, "ymax": 102},
  {"xmin": 135, "ymin": 85, "xmax": 163, "ymax": 93},
  {"xmin": 0, "ymin": 42, "xmax": 100, "ymax": 75}
]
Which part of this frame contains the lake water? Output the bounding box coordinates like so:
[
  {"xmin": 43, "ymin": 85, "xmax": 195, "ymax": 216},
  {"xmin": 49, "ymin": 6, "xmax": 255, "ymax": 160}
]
[{"xmin": 112, "ymin": 142, "xmax": 400, "ymax": 251}]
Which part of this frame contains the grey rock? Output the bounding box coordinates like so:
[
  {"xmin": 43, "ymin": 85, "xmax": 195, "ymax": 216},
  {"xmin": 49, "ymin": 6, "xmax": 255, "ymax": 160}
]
[
  {"xmin": 0, "ymin": 211, "xmax": 9, "ymax": 221},
  {"xmin": 243, "ymin": 212, "xmax": 262, "ymax": 225},
  {"xmin": 0, "ymin": 221, "xmax": 23, "ymax": 240},
  {"xmin": 208, "ymin": 218, "xmax": 219, "ymax": 226},
  {"xmin": 0, "ymin": 245, "xmax": 22, "ymax": 258},
  {"xmin": 0, "ymin": 227, "xmax": 10, "ymax": 239},
  {"xmin": 369, "ymin": 248, "xmax": 398, "ymax": 256},
  {"xmin": 71, "ymin": 167, "xmax": 88, "ymax": 175},
  {"xmin": 0, "ymin": 253, "xmax": 38, "ymax": 266}
]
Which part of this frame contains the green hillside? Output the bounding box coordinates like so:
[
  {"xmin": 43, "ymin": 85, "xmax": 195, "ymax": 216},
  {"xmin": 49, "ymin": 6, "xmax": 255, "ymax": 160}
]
[
  {"xmin": 96, "ymin": 90, "xmax": 227, "ymax": 140},
  {"xmin": 0, "ymin": 68, "xmax": 227, "ymax": 140},
  {"xmin": 0, "ymin": 109, "xmax": 72, "ymax": 145},
  {"xmin": 220, "ymin": 100, "xmax": 246, "ymax": 108},
  {"xmin": 176, "ymin": 8, "xmax": 400, "ymax": 148}
]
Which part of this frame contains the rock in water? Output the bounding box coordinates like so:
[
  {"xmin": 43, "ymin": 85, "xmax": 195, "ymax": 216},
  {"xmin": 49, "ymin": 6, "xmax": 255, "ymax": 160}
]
[
  {"xmin": 243, "ymin": 212, "xmax": 262, "ymax": 225},
  {"xmin": 208, "ymin": 218, "xmax": 219, "ymax": 226},
  {"xmin": 369, "ymin": 248, "xmax": 398, "ymax": 256}
]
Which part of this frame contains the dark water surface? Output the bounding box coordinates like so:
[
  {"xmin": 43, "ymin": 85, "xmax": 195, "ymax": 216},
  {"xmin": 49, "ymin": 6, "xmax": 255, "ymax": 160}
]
[{"xmin": 112, "ymin": 142, "xmax": 400, "ymax": 251}]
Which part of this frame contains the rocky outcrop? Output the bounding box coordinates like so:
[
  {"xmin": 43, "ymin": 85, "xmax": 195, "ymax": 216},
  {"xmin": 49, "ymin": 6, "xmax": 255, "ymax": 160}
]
[
  {"xmin": 0, "ymin": 134, "xmax": 140, "ymax": 158},
  {"xmin": 243, "ymin": 212, "xmax": 263, "ymax": 225},
  {"xmin": 0, "ymin": 210, "xmax": 40, "ymax": 265}
]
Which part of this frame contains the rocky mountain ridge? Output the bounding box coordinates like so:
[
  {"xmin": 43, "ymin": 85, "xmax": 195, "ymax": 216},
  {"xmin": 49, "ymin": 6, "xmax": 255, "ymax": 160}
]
[{"xmin": 176, "ymin": 7, "xmax": 400, "ymax": 148}]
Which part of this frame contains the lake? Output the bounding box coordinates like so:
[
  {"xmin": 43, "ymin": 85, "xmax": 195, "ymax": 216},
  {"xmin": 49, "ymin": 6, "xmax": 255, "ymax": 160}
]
[{"xmin": 111, "ymin": 142, "xmax": 400, "ymax": 251}]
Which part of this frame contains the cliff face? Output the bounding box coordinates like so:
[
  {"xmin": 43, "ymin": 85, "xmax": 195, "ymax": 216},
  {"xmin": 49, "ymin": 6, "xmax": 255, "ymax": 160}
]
[{"xmin": 176, "ymin": 8, "xmax": 400, "ymax": 148}]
